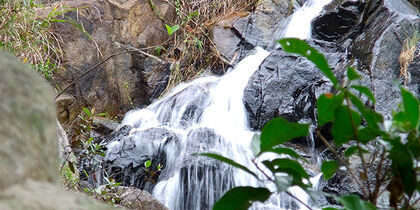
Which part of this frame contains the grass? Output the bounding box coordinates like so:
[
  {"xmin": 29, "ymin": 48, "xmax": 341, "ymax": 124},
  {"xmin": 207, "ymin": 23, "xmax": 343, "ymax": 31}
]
[
  {"xmin": 0, "ymin": 0, "xmax": 63, "ymax": 79},
  {"xmin": 399, "ymin": 29, "xmax": 419, "ymax": 85},
  {"xmin": 0, "ymin": 0, "xmax": 91, "ymax": 80},
  {"xmin": 149, "ymin": 0, "xmax": 260, "ymax": 93}
]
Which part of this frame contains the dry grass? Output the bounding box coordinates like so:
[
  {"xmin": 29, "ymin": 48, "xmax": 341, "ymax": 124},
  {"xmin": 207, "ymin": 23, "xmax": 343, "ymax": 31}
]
[
  {"xmin": 150, "ymin": 0, "xmax": 259, "ymax": 93},
  {"xmin": 0, "ymin": 0, "xmax": 65, "ymax": 79},
  {"xmin": 399, "ymin": 30, "xmax": 419, "ymax": 86}
]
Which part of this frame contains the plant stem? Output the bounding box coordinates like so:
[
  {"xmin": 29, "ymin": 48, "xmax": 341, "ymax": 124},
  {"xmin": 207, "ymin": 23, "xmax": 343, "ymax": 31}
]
[
  {"xmin": 316, "ymin": 130, "xmax": 368, "ymax": 198},
  {"xmin": 251, "ymin": 159, "xmax": 313, "ymax": 210},
  {"xmin": 344, "ymin": 92, "xmax": 372, "ymax": 198}
]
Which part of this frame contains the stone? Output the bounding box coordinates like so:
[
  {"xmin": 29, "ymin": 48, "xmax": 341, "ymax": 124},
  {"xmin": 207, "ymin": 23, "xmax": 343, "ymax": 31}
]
[
  {"xmin": 38, "ymin": 0, "xmax": 173, "ymax": 135},
  {"xmin": 0, "ymin": 50, "xmax": 120, "ymax": 209}
]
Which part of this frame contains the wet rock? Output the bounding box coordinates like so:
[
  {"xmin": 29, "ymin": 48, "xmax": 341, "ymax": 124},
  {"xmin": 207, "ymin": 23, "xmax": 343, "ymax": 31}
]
[
  {"xmin": 99, "ymin": 126, "xmax": 180, "ymax": 191},
  {"xmin": 312, "ymin": 0, "xmax": 365, "ymax": 42},
  {"xmin": 244, "ymin": 41, "xmax": 346, "ymax": 133}
]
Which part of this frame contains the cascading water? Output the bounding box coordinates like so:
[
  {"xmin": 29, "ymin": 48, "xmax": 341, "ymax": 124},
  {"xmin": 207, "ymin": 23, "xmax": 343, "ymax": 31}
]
[{"xmin": 101, "ymin": 1, "xmax": 333, "ymax": 209}]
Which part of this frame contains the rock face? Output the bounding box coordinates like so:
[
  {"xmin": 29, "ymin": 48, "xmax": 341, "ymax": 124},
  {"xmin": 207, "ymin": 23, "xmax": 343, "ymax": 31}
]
[
  {"xmin": 0, "ymin": 50, "xmax": 119, "ymax": 209},
  {"xmin": 212, "ymin": 0, "xmax": 293, "ymax": 62},
  {"xmin": 244, "ymin": 41, "xmax": 346, "ymax": 131},
  {"xmin": 312, "ymin": 0, "xmax": 419, "ymax": 117},
  {"xmin": 47, "ymin": 0, "xmax": 173, "ymax": 133}
]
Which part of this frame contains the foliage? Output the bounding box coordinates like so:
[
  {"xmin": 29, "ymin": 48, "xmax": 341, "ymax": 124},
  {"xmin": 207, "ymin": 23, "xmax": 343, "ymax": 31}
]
[
  {"xmin": 148, "ymin": 0, "xmax": 259, "ymax": 93},
  {"xmin": 399, "ymin": 26, "xmax": 419, "ymax": 86},
  {"xmin": 0, "ymin": 0, "xmax": 94, "ymax": 79},
  {"xmin": 200, "ymin": 38, "xmax": 420, "ymax": 209}
]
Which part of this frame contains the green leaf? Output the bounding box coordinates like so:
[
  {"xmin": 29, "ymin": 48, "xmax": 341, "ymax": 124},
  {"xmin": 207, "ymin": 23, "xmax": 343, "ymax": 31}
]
[
  {"xmin": 197, "ymin": 153, "xmax": 258, "ymax": 179},
  {"xmin": 322, "ymin": 208, "xmax": 341, "ymax": 210},
  {"xmin": 317, "ymin": 93, "xmax": 344, "ymax": 126},
  {"xmin": 264, "ymin": 147, "xmax": 307, "ymax": 161},
  {"xmin": 389, "ymin": 141, "xmax": 416, "ymax": 196},
  {"xmin": 347, "ymin": 67, "xmax": 361, "ymax": 81},
  {"xmin": 336, "ymin": 195, "xmax": 377, "ymax": 210},
  {"xmin": 321, "ymin": 160, "xmax": 338, "ymax": 180},
  {"xmin": 275, "ymin": 175, "xmax": 293, "ymax": 192},
  {"xmin": 260, "ymin": 117, "xmax": 309, "ymax": 151},
  {"xmin": 278, "ymin": 38, "xmax": 338, "ymax": 86},
  {"xmin": 262, "ymin": 158, "xmax": 309, "ymax": 188},
  {"xmin": 401, "ymin": 87, "xmax": 419, "ymax": 130},
  {"xmin": 332, "ymin": 106, "xmax": 362, "ymax": 145},
  {"xmin": 82, "ymin": 107, "xmax": 91, "ymax": 118},
  {"xmin": 344, "ymin": 146, "xmax": 369, "ymax": 157},
  {"xmin": 165, "ymin": 24, "xmax": 179, "ymax": 36},
  {"xmin": 357, "ymin": 126, "xmax": 381, "ymax": 144},
  {"xmin": 351, "ymin": 85, "xmax": 376, "ymax": 104},
  {"xmin": 250, "ymin": 133, "xmax": 261, "ymax": 156},
  {"xmin": 144, "ymin": 160, "xmax": 152, "ymax": 168},
  {"xmin": 213, "ymin": 187, "xmax": 271, "ymax": 210}
]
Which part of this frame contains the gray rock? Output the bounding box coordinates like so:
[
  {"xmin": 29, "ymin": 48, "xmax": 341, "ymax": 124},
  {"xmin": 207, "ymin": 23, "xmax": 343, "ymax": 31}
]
[{"xmin": 0, "ymin": 50, "xmax": 120, "ymax": 209}]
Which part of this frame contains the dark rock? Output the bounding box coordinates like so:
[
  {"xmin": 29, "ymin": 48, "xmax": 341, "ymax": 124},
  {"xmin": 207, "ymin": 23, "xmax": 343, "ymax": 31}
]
[
  {"xmin": 312, "ymin": 0, "xmax": 365, "ymax": 42},
  {"xmin": 244, "ymin": 41, "xmax": 346, "ymax": 133},
  {"xmin": 99, "ymin": 126, "xmax": 180, "ymax": 191}
]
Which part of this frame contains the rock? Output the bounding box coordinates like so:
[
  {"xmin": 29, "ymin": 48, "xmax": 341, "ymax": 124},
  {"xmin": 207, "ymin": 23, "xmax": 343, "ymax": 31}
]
[
  {"xmin": 94, "ymin": 185, "xmax": 168, "ymax": 210},
  {"xmin": 96, "ymin": 126, "xmax": 180, "ymax": 191},
  {"xmin": 0, "ymin": 50, "xmax": 120, "ymax": 209},
  {"xmin": 312, "ymin": 0, "xmax": 365, "ymax": 42},
  {"xmin": 41, "ymin": 0, "xmax": 173, "ymax": 134},
  {"xmin": 348, "ymin": 0, "xmax": 419, "ymax": 116},
  {"xmin": 212, "ymin": 0, "xmax": 292, "ymax": 62},
  {"xmin": 243, "ymin": 40, "xmax": 346, "ymax": 133}
]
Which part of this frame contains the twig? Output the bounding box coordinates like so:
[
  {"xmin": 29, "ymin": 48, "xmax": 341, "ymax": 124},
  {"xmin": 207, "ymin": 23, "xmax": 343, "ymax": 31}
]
[
  {"xmin": 55, "ymin": 50, "xmax": 137, "ymax": 99},
  {"xmin": 316, "ymin": 130, "xmax": 368, "ymax": 198},
  {"xmin": 251, "ymin": 159, "xmax": 313, "ymax": 210},
  {"xmin": 344, "ymin": 93, "xmax": 372, "ymax": 197},
  {"xmin": 55, "ymin": 45, "xmax": 167, "ymax": 99}
]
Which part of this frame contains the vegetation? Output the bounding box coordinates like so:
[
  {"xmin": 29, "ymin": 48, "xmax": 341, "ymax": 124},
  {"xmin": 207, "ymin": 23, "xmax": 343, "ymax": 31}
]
[
  {"xmin": 200, "ymin": 38, "xmax": 420, "ymax": 210},
  {"xmin": 399, "ymin": 27, "xmax": 419, "ymax": 86},
  {"xmin": 149, "ymin": 0, "xmax": 259, "ymax": 92}
]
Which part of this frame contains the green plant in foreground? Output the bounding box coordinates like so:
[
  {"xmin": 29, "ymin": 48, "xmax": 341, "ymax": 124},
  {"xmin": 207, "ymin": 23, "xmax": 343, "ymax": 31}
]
[{"xmin": 199, "ymin": 38, "xmax": 420, "ymax": 210}]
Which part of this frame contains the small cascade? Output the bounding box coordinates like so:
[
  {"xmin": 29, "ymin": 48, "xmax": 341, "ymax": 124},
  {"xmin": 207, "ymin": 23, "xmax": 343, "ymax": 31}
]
[
  {"xmin": 99, "ymin": 1, "xmax": 333, "ymax": 209},
  {"xmin": 283, "ymin": 0, "xmax": 333, "ymax": 39}
]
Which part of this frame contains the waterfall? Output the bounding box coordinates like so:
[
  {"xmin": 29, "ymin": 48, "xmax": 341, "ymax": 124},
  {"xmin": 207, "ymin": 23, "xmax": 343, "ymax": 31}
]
[
  {"xmin": 283, "ymin": 0, "xmax": 333, "ymax": 39},
  {"xmin": 102, "ymin": 1, "xmax": 333, "ymax": 209}
]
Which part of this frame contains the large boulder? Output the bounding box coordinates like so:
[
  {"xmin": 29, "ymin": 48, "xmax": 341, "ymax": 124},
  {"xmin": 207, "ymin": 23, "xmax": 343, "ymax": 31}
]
[
  {"xmin": 312, "ymin": 0, "xmax": 420, "ymax": 116},
  {"xmin": 43, "ymin": 0, "xmax": 173, "ymax": 133},
  {"xmin": 0, "ymin": 50, "xmax": 119, "ymax": 209}
]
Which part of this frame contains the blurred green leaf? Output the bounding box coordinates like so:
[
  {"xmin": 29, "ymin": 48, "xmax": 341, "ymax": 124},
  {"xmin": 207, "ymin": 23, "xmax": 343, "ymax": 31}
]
[
  {"xmin": 278, "ymin": 38, "xmax": 338, "ymax": 86},
  {"xmin": 275, "ymin": 175, "xmax": 293, "ymax": 192},
  {"xmin": 336, "ymin": 195, "xmax": 376, "ymax": 210},
  {"xmin": 263, "ymin": 158, "xmax": 309, "ymax": 188},
  {"xmin": 264, "ymin": 147, "xmax": 307, "ymax": 162},
  {"xmin": 317, "ymin": 93, "xmax": 344, "ymax": 126},
  {"xmin": 347, "ymin": 67, "xmax": 361, "ymax": 81},
  {"xmin": 344, "ymin": 146, "xmax": 369, "ymax": 157},
  {"xmin": 250, "ymin": 133, "xmax": 261, "ymax": 156},
  {"xmin": 351, "ymin": 85, "xmax": 376, "ymax": 104},
  {"xmin": 401, "ymin": 87, "xmax": 419, "ymax": 130},
  {"xmin": 332, "ymin": 106, "xmax": 361, "ymax": 145},
  {"xmin": 321, "ymin": 160, "xmax": 338, "ymax": 180},
  {"xmin": 389, "ymin": 141, "xmax": 416, "ymax": 196},
  {"xmin": 261, "ymin": 117, "xmax": 309, "ymax": 151},
  {"xmin": 213, "ymin": 187, "xmax": 271, "ymax": 210},
  {"xmin": 197, "ymin": 153, "xmax": 258, "ymax": 179},
  {"xmin": 144, "ymin": 160, "xmax": 152, "ymax": 168}
]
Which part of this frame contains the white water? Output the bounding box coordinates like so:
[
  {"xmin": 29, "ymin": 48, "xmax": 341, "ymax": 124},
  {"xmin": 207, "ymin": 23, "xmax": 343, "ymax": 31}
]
[
  {"xmin": 283, "ymin": 0, "xmax": 333, "ymax": 39},
  {"xmin": 104, "ymin": 1, "xmax": 332, "ymax": 209}
]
